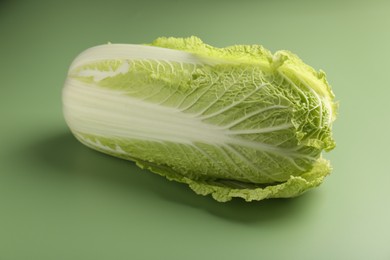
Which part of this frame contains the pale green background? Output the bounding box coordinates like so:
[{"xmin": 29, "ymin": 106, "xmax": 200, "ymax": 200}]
[{"xmin": 1, "ymin": 0, "xmax": 389, "ymax": 259}]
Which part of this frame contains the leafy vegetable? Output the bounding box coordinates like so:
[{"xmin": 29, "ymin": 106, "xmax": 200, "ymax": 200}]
[{"xmin": 62, "ymin": 36, "xmax": 337, "ymax": 202}]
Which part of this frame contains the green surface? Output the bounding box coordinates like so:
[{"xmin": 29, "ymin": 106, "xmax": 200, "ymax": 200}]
[{"xmin": 0, "ymin": 0, "xmax": 389, "ymax": 259}]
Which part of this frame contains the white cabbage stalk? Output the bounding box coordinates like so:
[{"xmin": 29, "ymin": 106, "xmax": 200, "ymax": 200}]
[{"xmin": 63, "ymin": 37, "xmax": 337, "ymax": 202}]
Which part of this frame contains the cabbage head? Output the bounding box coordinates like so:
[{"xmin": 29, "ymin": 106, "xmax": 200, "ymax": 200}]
[{"xmin": 63, "ymin": 36, "xmax": 337, "ymax": 202}]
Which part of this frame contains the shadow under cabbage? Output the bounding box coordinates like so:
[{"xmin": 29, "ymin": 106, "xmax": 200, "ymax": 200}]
[{"xmin": 25, "ymin": 131, "xmax": 322, "ymax": 223}]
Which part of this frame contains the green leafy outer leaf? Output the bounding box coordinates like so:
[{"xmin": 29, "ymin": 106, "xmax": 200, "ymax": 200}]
[{"xmin": 63, "ymin": 36, "xmax": 337, "ymax": 202}]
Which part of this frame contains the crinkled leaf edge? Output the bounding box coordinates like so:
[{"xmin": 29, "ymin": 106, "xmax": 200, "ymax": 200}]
[{"xmin": 133, "ymin": 155, "xmax": 331, "ymax": 202}]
